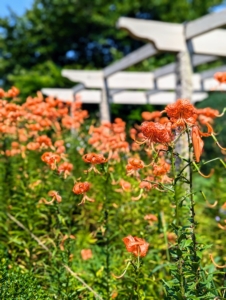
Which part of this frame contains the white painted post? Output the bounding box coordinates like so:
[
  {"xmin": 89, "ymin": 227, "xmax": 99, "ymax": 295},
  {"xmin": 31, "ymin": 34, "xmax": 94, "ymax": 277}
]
[
  {"xmin": 175, "ymin": 50, "xmax": 193, "ymax": 163},
  {"xmin": 100, "ymin": 78, "xmax": 111, "ymax": 122}
]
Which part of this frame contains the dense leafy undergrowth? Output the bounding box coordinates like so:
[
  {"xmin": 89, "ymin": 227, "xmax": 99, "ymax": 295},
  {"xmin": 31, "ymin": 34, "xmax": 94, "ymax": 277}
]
[{"xmin": 0, "ymin": 86, "xmax": 226, "ymax": 299}]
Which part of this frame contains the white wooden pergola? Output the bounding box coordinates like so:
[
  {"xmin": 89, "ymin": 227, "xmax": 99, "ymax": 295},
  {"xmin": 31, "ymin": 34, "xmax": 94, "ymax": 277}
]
[
  {"xmin": 42, "ymin": 10, "xmax": 226, "ymax": 121},
  {"xmin": 114, "ymin": 11, "xmax": 226, "ymax": 101},
  {"xmin": 42, "ymin": 64, "xmax": 225, "ymax": 106}
]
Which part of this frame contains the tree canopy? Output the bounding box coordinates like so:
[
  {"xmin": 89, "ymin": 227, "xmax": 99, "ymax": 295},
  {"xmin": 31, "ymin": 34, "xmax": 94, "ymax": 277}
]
[{"xmin": 0, "ymin": 0, "xmax": 223, "ymax": 96}]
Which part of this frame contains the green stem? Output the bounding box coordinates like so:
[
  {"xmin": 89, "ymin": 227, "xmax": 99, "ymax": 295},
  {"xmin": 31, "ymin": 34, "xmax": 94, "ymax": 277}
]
[
  {"xmin": 103, "ymin": 172, "xmax": 110, "ymax": 299},
  {"xmin": 171, "ymin": 148, "xmax": 179, "ymax": 226},
  {"xmin": 171, "ymin": 141, "xmax": 185, "ymax": 297},
  {"xmin": 160, "ymin": 211, "xmax": 170, "ymax": 261},
  {"xmin": 135, "ymin": 250, "xmax": 140, "ymax": 299},
  {"xmin": 186, "ymin": 128, "xmax": 199, "ymax": 293}
]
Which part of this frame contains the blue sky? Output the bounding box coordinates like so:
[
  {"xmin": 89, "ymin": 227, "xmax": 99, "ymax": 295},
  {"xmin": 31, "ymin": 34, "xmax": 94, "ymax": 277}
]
[
  {"xmin": 0, "ymin": 0, "xmax": 34, "ymax": 17},
  {"xmin": 0, "ymin": 0, "xmax": 225, "ymax": 18}
]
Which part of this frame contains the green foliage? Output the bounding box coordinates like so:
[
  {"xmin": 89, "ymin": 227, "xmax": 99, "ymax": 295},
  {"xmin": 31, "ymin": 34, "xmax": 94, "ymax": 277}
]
[
  {"xmin": 0, "ymin": 95, "xmax": 226, "ymax": 299},
  {"xmin": 7, "ymin": 61, "xmax": 73, "ymax": 99},
  {"xmin": 0, "ymin": 250, "xmax": 50, "ymax": 299}
]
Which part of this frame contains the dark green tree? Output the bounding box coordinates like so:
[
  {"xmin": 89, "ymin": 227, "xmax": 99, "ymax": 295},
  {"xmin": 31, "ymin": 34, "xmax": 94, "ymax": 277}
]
[{"xmin": 0, "ymin": 0, "xmax": 223, "ymax": 97}]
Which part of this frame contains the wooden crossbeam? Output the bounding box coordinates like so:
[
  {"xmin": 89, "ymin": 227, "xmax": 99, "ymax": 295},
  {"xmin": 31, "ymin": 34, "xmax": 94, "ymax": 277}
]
[
  {"xmin": 104, "ymin": 44, "xmax": 157, "ymax": 78},
  {"xmin": 192, "ymin": 54, "xmax": 218, "ymax": 66},
  {"xmin": 41, "ymin": 88, "xmax": 101, "ymax": 103},
  {"xmin": 62, "ymin": 70, "xmax": 103, "ymax": 88},
  {"xmin": 62, "ymin": 70, "xmax": 154, "ymax": 89},
  {"xmin": 117, "ymin": 17, "xmax": 186, "ymax": 52},
  {"xmin": 42, "ymin": 88, "xmax": 208, "ymax": 105},
  {"xmin": 117, "ymin": 11, "xmax": 226, "ymax": 53},
  {"xmin": 61, "ymin": 66, "xmax": 226, "ymax": 92},
  {"xmin": 203, "ymin": 78, "xmax": 226, "ymax": 91},
  {"xmin": 154, "ymin": 55, "xmax": 218, "ymax": 79},
  {"xmin": 185, "ymin": 9, "xmax": 226, "ymax": 39},
  {"xmin": 190, "ymin": 29, "xmax": 226, "ymax": 56},
  {"xmin": 201, "ymin": 65, "xmax": 226, "ymax": 80}
]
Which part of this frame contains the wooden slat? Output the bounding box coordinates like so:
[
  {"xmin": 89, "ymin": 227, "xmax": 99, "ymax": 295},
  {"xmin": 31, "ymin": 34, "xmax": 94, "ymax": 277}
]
[
  {"xmin": 42, "ymin": 88, "xmax": 73, "ymax": 101},
  {"xmin": 192, "ymin": 54, "xmax": 218, "ymax": 66},
  {"xmin": 111, "ymin": 91, "xmax": 148, "ymax": 104},
  {"xmin": 192, "ymin": 74, "xmax": 202, "ymax": 91},
  {"xmin": 109, "ymin": 72, "xmax": 154, "ymax": 89},
  {"xmin": 186, "ymin": 10, "xmax": 226, "ymax": 39},
  {"xmin": 42, "ymin": 88, "xmax": 208, "ymax": 105},
  {"xmin": 62, "ymin": 70, "xmax": 103, "ymax": 88},
  {"xmin": 41, "ymin": 88, "xmax": 101, "ymax": 103},
  {"xmin": 191, "ymin": 92, "xmax": 208, "ymax": 102},
  {"xmin": 157, "ymin": 74, "xmax": 175, "ymax": 90},
  {"xmin": 62, "ymin": 69, "xmax": 155, "ymax": 89},
  {"xmin": 72, "ymin": 83, "xmax": 85, "ymax": 93},
  {"xmin": 203, "ymin": 78, "xmax": 226, "ymax": 91},
  {"xmin": 148, "ymin": 92, "xmax": 207, "ymax": 104},
  {"xmin": 191, "ymin": 29, "xmax": 226, "ymax": 57},
  {"xmin": 201, "ymin": 65, "xmax": 226, "ymax": 79},
  {"xmin": 156, "ymin": 73, "xmax": 202, "ymax": 90},
  {"xmin": 153, "ymin": 55, "xmax": 217, "ymax": 79},
  {"xmin": 117, "ymin": 17, "xmax": 186, "ymax": 52},
  {"xmin": 103, "ymin": 44, "xmax": 157, "ymax": 77},
  {"xmin": 154, "ymin": 63, "xmax": 176, "ymax": 78}
]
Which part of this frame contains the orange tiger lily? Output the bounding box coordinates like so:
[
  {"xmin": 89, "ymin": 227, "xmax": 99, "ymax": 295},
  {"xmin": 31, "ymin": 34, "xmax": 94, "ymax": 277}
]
[{"xmin": 122, "ymin": 235, "xmax": 149, "ymax": 257}]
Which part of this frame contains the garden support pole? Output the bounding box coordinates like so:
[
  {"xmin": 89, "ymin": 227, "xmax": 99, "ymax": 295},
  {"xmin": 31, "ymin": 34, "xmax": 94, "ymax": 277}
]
[
  {"xmin": 71, "ymin": 83, "xmax": 85, "ymax": 135},
  {"xmin": 175, "ymin": 49, "xmax": 193, "ymax": 161},
  {"xmin": 100, "ymin": 78, "xmax": 111, "ymax": 123}
]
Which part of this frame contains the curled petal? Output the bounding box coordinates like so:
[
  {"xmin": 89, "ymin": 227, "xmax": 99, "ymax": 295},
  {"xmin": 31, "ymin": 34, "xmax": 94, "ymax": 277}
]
[
  {"xmin": 217, "ymin": 107, "xmax": 226, "ymax": 117},
  {"xmin": 215, "ymin": 140, "xmax": 226, "ymax": 151},
  {"xmin": 78, "ymin": 195, "xmax": 95, "ymax": 206},
  {"xmin": 206, "ymin": 200, "xmax": 218, "ymax": 208},
  {"xmin": 132, "ymin": 193, "xmax": 143, "ymax": 201},
  {"xmin": 132, "ymin": 137, "xmax": 146, "ymax": 145},
  {"xmin": 211, "ymin": 134, "xmax": 226, "ymax": 150},
  {"xmin": 210, "ymin": 254, "xmax": 226, "ymax": 268},
  {"xmin": 198, "ymin": 168, "xmax": 214, "ymax": 178},
  {"xmin": 60, "ymin": 234, "xmax": 75, "ymax": 251},
  {"xmin": 193, "ymin": 162, "xmax": 214, "ymax": 178},
  {"xmin": 200, "ymin": 191, "xmax": 217, "ymax": 207},
  {"xmin": 84, "ymin": 165, "xmax": 101, "ymax": 174},
  {"xmin": 112, "ymin": 262, "xmax": 131, "ymax": 279},
  {"xmin": 38, "ymin": 198, "xmax": 54, "ymax": 205},
  {"xmin": 198, "ymin": 123, "xmax": 214, "ymax": 137},
  {"xmin": 217, "ymin": 223, "xmax": 226, "ymax": 230}
]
